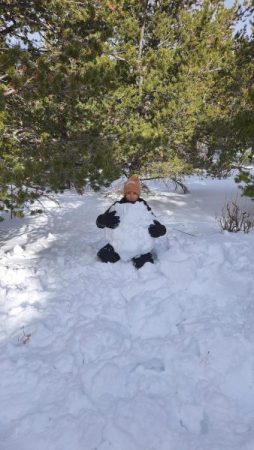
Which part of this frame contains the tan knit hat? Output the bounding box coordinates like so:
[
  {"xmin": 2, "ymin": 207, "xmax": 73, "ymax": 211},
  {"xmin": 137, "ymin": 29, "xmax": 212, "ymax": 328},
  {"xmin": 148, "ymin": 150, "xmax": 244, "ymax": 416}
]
[{"xmin": 123, "ymin": 176, "xmax": 141, "ymax": 196}]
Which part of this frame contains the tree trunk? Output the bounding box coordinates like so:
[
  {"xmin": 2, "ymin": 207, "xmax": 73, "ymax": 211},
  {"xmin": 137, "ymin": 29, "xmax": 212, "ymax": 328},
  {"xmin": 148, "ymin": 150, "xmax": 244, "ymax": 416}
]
[{"xmin": 137, "ymin": 0, "xmax": 148, "ymax": 98}]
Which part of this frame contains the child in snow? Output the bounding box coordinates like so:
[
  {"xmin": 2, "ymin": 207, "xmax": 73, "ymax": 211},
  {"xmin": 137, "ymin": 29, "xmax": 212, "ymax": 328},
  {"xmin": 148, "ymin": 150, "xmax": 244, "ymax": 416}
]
[{"xmin": 96, "ymin": 176, "xmax": 166, "ymax": 269}]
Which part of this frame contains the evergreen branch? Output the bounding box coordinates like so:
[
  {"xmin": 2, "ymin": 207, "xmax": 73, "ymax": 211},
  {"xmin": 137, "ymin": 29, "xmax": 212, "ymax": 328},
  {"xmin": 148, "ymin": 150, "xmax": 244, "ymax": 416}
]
[{"xmin": 139, "ymin": 176, "xmax": 189, "ymax": 194}]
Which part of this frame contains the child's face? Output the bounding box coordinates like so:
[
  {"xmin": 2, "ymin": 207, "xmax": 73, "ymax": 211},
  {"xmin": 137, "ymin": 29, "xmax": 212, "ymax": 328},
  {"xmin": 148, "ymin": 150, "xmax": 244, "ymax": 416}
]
[{"xmin": 125, "ymin": 191, "xmax": 139, "ymax": 202}]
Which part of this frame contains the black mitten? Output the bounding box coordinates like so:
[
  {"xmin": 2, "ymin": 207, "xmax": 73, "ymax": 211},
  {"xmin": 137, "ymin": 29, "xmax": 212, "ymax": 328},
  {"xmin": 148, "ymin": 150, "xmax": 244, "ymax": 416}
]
[
  {"xmin": 148, "ymin": 220, "xmax": 166, "ymax": 238},
  {"xmin": 97, "ymin": 210, "xmax": 120, "ymax": 229}
]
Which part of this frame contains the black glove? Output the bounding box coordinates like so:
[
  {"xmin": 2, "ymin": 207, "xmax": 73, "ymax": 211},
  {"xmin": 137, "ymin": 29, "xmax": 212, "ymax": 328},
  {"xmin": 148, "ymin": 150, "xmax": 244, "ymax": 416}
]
[
  {"xmin": 148, "ymin": 220, "xmax": 166, "ymax": 238},
  {"xmin": 96, "ymin": 210, "xmax": 120, "ymax": 229}
]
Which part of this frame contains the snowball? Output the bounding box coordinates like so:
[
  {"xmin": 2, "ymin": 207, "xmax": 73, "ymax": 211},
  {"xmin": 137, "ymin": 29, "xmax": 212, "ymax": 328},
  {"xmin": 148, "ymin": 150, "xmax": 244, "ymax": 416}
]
[{"xmin": 106, "ymin": 202, "xmax": 155, "ymax": 261}]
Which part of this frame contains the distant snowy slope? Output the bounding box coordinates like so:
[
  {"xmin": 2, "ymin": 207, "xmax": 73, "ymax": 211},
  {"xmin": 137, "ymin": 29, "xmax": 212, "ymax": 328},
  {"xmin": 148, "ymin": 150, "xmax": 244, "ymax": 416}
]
[{"xmin": 0, "ymin": 176, "xmax": 254, "ymax": 450}]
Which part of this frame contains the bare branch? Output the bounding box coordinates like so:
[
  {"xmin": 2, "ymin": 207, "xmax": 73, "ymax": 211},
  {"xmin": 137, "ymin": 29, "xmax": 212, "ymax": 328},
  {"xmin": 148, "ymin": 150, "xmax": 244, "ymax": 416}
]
[{"xmin": 219, "ymin": 199, "xmax": 253, "ymax": 233}]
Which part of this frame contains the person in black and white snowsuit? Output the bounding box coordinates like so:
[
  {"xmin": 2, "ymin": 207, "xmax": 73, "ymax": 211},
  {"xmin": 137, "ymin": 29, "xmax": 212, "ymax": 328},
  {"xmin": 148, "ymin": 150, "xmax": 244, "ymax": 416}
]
[{"xmin": 96, "ymin": 176, "xmax": 166, "ymax": 269}]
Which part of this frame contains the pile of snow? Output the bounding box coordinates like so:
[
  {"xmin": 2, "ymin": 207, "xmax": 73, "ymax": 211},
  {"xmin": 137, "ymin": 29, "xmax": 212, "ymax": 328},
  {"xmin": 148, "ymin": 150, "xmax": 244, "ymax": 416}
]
[
  {"xmin": 106, "ymin": 201, "xmax": 155, "ymax": 260},
  {"xmin": 0, "ymin": 175, "xmax": 254, "ymax": 450}
]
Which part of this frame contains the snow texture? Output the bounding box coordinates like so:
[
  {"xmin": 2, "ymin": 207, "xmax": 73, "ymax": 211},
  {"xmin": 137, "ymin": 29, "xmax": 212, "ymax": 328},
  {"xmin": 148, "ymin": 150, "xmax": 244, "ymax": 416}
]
[
  {"xmin": 106, "ymin": 201, "xmax": 155, "ymax": 260},
  {"xmin": 0, "ymin": 174, "xmax": 254, "ymax": 450}
]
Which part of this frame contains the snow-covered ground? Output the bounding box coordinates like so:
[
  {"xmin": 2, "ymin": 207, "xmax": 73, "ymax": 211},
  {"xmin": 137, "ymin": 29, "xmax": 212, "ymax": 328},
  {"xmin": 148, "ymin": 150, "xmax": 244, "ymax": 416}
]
[{"xmin": 0, "ymin": 175, "xmax": 254, "ymax": 450}]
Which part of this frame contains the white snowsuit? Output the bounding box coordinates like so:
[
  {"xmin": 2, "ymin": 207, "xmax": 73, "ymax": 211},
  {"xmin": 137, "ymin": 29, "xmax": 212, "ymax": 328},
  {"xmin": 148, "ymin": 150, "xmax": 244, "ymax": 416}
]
[{"xmin": 106, "ymin": 201, "xmax": 155, "ymax": 261}]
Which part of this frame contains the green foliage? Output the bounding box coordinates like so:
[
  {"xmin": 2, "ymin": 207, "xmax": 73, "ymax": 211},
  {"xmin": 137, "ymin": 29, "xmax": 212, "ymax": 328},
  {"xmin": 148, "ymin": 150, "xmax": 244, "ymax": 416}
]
[
  {"xmin": 100, "ymin": 0, "xmax": 242, "ymax": 177},
  {"xmin": 195, "ymin": 1, "xmax": 254, "ymax": 189},
  {"xmin": 0, "ymin": 0, "xmax": 120, "ymax": 213},
  {"xmin": 0, "ymin": 0, "xmax": 253, "ymax": 213},
  {"xmin": 235, "ymin": 169, "xmax": 254, "ymax": 199},
  {"xmin": 232, "ymin": 3, "xmax": 254, "ymax": 199}
]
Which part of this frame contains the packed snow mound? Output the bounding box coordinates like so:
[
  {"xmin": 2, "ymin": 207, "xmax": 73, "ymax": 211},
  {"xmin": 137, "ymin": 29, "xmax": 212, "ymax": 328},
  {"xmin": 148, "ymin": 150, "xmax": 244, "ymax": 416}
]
[{"xmin": 106, "ymin": 201, "xmax": 156, "ymax": 260}]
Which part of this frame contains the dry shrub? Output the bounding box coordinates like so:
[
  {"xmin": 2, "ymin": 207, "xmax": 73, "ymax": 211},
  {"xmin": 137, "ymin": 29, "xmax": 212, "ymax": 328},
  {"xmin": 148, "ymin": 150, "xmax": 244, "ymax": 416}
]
[{"xmin": 219, "ymin": 199, "xmax": 253, "ymax": 233}]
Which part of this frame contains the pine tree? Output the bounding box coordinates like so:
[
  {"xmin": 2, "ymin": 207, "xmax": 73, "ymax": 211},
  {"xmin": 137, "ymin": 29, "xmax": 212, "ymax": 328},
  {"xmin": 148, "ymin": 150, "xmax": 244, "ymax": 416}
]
[
  {"xmin": 0, "ymin": 0, "xmax": 251, "ymax": 213},
  {"xmin": 0, "ymin": 0, "xmax": 119, "ymax": 214},
  {"xmin": 100, "ymin": 0, "xmax": 239, "ymax": 178},
  {"xmin": 233, "ymin": 1, "xmax": 254, "ymax": 198}
]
